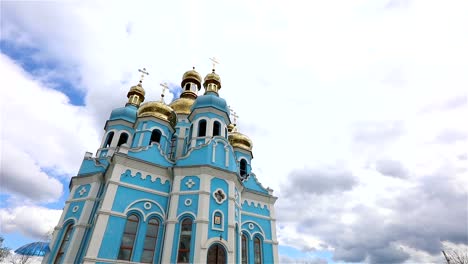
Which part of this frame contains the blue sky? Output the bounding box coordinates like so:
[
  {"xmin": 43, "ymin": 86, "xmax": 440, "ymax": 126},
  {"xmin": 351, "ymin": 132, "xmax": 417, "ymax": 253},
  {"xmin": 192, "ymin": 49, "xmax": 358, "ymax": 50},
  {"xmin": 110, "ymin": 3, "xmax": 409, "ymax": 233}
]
[{"xmin": 1, "ymin": 1, "xmax": 467, "ymax": 263}]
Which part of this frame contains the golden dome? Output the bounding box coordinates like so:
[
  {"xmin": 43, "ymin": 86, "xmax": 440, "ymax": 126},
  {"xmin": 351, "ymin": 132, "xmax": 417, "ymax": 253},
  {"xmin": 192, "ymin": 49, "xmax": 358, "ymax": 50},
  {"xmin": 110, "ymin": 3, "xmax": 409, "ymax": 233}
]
[
  {"xmin": 127, "ymin": 83, "xmax": 145, "ymax": 99},
  {"xmin": 229, "ymin": 131, "xmax": 253, "ymax": 151},
  {"xmin": 182, "ymin": 67, "xmax": 202, "ymax": 88},
  {"xmin": 169, "ymin": 97, "xmax": 195, "ymax": 115},
  {"xmin": 126, "ymin": 82, "xmax": 146, "ymax": 106},
  {"xmin": 138, "ymin": 101, "xmax": 177, "ymax": 127},
  {"xmin": 203, "ymin": 69, "xmax": 221, "ymax": 89}
]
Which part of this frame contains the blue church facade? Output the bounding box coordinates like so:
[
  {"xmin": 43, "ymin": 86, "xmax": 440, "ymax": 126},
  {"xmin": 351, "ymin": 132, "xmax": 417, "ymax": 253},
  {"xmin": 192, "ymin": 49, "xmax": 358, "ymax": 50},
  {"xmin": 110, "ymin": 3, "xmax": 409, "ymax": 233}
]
[{"xmin": 43, "ymin": 67, "xmax": 279, "ymax": 264}]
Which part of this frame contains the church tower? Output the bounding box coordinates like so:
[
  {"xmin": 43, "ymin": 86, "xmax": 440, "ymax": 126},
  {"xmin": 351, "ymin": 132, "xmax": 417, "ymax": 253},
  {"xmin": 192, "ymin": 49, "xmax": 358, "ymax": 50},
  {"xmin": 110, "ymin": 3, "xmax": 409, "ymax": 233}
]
[{"xmin": 43, "ymin": 65, "xmax": 279, "ymax": 264}]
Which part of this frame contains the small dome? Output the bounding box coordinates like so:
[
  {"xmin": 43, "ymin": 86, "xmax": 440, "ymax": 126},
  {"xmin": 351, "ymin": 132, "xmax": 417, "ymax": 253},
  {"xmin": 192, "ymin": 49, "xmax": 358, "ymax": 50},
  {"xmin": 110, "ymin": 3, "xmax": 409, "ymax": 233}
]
[
  {"xmin": 229, "ymin": 131, "xmax": 253, "ymax": 151},
  {"xmin": 203, "ymin": 69, "xmax": 221, "ymax": 89},
  {"xmin": 170, "ymin": 97, "xmax": 196, "ymax": 115},
  {"xmin": 191, "ymin": 93, "xmax": 229, "ymax": 114},
  {"xmin": 109, "ymin": 105, "xmax": 138, "ymax": 123},
  {"xmin": 181, "ymin": 67, "xmax": 202, "ymax": 89},
  {"xmin": 127, "ymin": 83, "xmax": 145, "ymax": 100},
  {"xmin": 138, "ymin": 101, "xmax": 177, "ymax": 128}
]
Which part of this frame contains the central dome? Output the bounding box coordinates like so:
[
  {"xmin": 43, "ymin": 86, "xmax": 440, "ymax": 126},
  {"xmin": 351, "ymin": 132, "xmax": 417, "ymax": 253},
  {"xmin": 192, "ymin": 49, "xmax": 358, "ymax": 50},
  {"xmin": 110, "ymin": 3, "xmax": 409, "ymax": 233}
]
[
  {"xmin": 138, "ymin": 101, "xmax": 177, "ymax": 127},
  {"xmin": 170, "ymin": 97, "xmax": 195, "ymax": 115}
]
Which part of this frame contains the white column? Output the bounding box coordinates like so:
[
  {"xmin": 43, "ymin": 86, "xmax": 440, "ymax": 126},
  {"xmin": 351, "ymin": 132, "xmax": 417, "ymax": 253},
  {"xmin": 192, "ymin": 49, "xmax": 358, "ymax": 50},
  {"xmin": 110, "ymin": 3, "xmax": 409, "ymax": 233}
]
[
  {"xmin": 194, "ymin": 174, "xmax": 211, "ymax": 263},
  {"xmin": 161, "ymin": 176, "xmax": 181, "ymax": 263}
]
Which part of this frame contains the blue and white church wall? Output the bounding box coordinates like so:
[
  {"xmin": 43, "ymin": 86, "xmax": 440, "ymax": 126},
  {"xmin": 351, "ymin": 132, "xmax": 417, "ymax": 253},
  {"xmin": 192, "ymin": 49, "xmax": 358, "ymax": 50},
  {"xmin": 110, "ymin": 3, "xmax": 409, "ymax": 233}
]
[
  {"xmin": 82, "ymin": 155, "xmax": 171, "ymax": 263},
  {"xmin": 46, "ymin": 173, "xmax": 104, "ymax": 264}
]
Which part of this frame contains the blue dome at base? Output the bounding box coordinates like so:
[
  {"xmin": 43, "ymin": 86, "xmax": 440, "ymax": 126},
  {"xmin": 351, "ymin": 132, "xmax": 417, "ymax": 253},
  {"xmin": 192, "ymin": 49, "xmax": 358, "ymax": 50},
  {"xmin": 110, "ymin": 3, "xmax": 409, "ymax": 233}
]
[
  {"xmin": 15, "ymin": 242, "xmax": 50, "ymax": 256},
  {"xmin": 109, "ymin": 105, "xmax": 137, "ymax": 123},
  {"xmin": 191, "ymin": 93, "xmax": 229, "ymax": 114}
]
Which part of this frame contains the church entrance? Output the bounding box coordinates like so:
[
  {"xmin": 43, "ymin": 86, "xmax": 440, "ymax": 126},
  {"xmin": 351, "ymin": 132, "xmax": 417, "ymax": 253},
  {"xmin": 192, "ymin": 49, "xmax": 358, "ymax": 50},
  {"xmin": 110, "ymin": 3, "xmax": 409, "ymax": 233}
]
[{"xmin": 207, "ymin": 243, "xmax": 226, "ymax": 264}]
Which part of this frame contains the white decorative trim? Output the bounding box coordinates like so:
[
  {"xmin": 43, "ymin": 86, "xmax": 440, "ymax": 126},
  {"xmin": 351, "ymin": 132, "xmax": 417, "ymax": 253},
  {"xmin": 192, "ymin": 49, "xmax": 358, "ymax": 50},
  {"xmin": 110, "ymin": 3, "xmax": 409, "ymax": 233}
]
[
  {"xmin": 241, "ymin": 220, "xmax": 266, "ymax": 240},
  {"xmin": 185, "ymin": 178, "xmax": 196, "ymax": 189},
  {"xmin": 248, "ymin": 223, "xmax": 254, "ymax": 230},
  {"xmin": 144, "ymin": 202, "xmax": 152, "ymax": 210},
  {"xmin": 72, "ymin": 206, "xmax": 79, "ymax": 213},
  {"xmin": 213, "ymin": 188, "xmax": 227, "ymax": 204},
  {"xmin": 184, "ymin": 199, "xmax": 192, "ymax": 206},
  {"xmin": 108, "ymin": 180, "xmax": 169, "ymax": 197},
  {"xmin": 124, "ymin": 199, "xmax": 166, "ymax": 220},
  {"xmin": 240, "ymin": 211, "xmax": 274, "ymax": 220},
  {"xmin": 241, "ymin": 199, "xmax": 268, "ymax": 209}
]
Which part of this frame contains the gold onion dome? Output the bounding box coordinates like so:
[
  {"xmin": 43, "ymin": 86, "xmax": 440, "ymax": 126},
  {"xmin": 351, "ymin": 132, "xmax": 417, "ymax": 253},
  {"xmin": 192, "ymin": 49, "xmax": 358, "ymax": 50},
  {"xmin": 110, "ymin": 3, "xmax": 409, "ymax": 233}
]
[
  {"xmin": 138, "ymin": 101, "xmax": 177, "ymax": 128},
  {"xmin": 170, "ymin": 97, "xmax": 195, "ymax": 115},
  {"xmin": 181, "ymin": 67, "xmax": 202, "ymax": 90},
  {"xmin": 228, "ymin": 124, "xmax": 253, "ymax": 151},
  {"xmin": 170, "ymin": 67, "xmax": 203, "ymax": 115},
  {"xmin": 128, "ymin": 83, "xmax": 145, "ymax": 99},
  {"xmin": 204, "ymin": 69, "xmax": 221, "ymax": 89}
]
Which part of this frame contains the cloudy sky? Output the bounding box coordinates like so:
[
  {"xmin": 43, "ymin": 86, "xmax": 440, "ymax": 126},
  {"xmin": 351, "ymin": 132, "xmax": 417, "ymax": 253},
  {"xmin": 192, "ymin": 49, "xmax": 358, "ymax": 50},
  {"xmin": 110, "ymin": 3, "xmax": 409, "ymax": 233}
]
[{"xmin": 0, "ymin": 0, "xmax": 467, "ymax": 263}]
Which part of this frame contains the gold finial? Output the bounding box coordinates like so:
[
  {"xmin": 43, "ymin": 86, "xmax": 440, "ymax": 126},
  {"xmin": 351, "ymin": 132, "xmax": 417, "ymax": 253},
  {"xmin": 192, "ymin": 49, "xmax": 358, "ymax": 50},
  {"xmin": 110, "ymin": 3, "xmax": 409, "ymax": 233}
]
[
  {"xmin": 209, "ymin": 57, "xmax": 219, "ymax": 70},
  {"xmin": 229, "ymin": 106, "xmax": 239, "ymax": 124},
  {"xmin": 160, "ymin": 82, "xmax": 169, "ymax": 103},
  {"xmin": 138, "ymin": 68, "xmax": 149, "ymax": 83}
]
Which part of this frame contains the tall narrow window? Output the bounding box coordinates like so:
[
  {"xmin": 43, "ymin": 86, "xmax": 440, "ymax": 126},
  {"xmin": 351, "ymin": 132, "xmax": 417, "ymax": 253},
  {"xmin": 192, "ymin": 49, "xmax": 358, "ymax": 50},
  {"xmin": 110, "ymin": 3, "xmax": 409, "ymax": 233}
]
[
  {"xmin": 254, "ymin": 237, "xmax": 262, "ymax": 264},
  {"xmin": 117, "ymin": 133, "xmax": 129, "ymax": 147},
  {"xmin": 169, "ymin": 135, "xmax": 177, "ymax": 159},
  {"xmin": 177, "ymin": 218, "xmax": 193, "ymax": 263},
  {"xmin": 185, "ymin": 83, "xmax": 191, "ymax": 91},
  {"xmin": 198, "ymin": 120, "xmax": 207, "ymax": 137},
  {"xmin": 118, "ymin": 214, "xmax": 139, "ymax": 261},
  {"xmin": 213, "ymin": 121, "xmax": 221, "ymax": 136},
  {"xmin": 150, "ymin": 129, "xmax": 162, "ymax": 144},
  {"xmin": 104, "ymin": 132, "xmax": 114, "ymax": 148},
  {"xmin": 241, "ymin": 234, "xmax": 248, "ymax": 264},
  {"xmin": 54, "ymin": 224, "xmax": 73, "ymax": 264},
  {"xmin": 141, "ymin": 218, "xmax": 159, "ymax": 263},
  {"xmin": 240, "ymin": 159, "xmax": 247, "ymax": 177}
]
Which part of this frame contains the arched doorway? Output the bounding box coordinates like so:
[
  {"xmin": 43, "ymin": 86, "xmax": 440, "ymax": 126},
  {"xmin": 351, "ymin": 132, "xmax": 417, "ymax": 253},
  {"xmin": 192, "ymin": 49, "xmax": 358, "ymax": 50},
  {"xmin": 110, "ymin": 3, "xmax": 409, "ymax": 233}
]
[{"xmin": 207, "ymin": 243, "xmax": 226, "ymax": 264}]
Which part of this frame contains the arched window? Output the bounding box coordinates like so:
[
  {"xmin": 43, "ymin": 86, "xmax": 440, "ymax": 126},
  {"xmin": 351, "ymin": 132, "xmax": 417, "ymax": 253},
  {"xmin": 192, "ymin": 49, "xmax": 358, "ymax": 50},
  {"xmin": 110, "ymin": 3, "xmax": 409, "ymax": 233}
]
[
  {"xmin": 54, "ymin": 224, "xmax": 73, "ymax": 264},
  {"xmin": 117, "ymin": 133, "xmax": 129, "ymax": 147},
  {"xmin": 198, "ymin": 120, "xmax": 207, "ymax": 137},
  {"xmin": 225, "ymin": 127, "xmax": 228, "ymax": 138},
  {"xmin": 169, "ymin": 135, "xmax": 177, "ymax": 159},
  {"xmin": 104, "ymin": 132, "xmax": 114, "ymax": 148},
  {"xmin": 189, "ymin": 124, "xmax": 193, "ymax": 138},
  {"xmin": 241, "ymin": 234, "xmax": 248, "ymax": 264},
  {"xmin": 150, "ymin": 129, "xmax": 162, "ymax": 144},
  {"xmin": 118, "ymin": 214, "xmax": 139, "ymax": 261},
  {"xmin": 254, "ymin": 237, "xmax": 262, "ymax": 264},
  {"xmin": 213, "ymin": 121, "xmax": 221, "ymax": 136},
  {"xmin": 240, "ymin": 159, "xmax": 247, "ymax": 177},
  {"xmin": 185, "ymin": 83, "xmax": 191, "ymax": 91},
  {"xmin": 141, "ymin": 218, "xmax": 160, "ymax": 263},
  {"xmin": 177, "ymin": 218, "xmax": 193, "ymax": 263}
]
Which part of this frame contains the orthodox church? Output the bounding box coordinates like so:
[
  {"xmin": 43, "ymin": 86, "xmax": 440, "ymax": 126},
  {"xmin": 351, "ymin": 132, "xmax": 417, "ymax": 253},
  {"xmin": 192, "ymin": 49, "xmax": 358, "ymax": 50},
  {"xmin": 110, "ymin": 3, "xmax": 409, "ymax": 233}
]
[{"xmin": 42, "ymin": 65, "xmax": 279, "ymax": 264}]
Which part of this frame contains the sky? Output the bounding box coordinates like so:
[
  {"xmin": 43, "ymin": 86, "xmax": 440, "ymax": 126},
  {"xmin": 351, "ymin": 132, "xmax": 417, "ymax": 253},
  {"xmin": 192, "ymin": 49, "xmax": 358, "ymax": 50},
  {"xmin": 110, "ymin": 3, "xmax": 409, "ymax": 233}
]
[{"xmin": 0, "ymin": 0, "xmax": 467, "ymax": 263}]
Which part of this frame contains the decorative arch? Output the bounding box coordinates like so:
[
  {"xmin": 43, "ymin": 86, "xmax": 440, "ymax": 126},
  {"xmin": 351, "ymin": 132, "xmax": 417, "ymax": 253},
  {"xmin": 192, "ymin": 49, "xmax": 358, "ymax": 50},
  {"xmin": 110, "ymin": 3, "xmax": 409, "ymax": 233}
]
[
  {"xmin": 176, "ymin": 215, "xmax": 195, "ymax": 263},
  {"xmin": 150, "ymin": 129, "xmax": 162, "ymax": 144},
  {"xmin": 52, "ymin": 219, "xmax": 75, "ymax": 264},
  {"xmin": 211, "ymin": 210, "xmax": 224, "ymax": 231},
  {"xmin": 118, "ymin": 213, "xmax": 140, "ymax": 261},
  {"xmin": 117, "ymin": 132, "xmax": 130, "ymax": 147},
  {"xmin": 239, "ymin": 158, "xmax": 248, "ymax": 177},
  {"xmin": 124, "ymin": 199, "xmax": 166, "ymax": 221},
  {"xmin": 207, "ymin": 243, "xmax": 227, "ymax": 264},
  {"xmin": 241, "ymin": 221, "xmax": 266, "ymax": 240},
  {"xmin": 198, "ymin": 119, "xmax": 207, "ymax": 137},
  {"xmin": 103, "ymin": 131, "xmax": 115, "ymax": 148}
]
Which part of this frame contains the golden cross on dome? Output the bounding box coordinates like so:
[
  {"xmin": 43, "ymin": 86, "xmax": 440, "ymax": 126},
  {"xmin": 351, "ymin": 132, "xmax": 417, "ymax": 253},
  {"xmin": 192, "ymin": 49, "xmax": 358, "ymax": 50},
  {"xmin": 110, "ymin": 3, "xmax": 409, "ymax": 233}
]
[
  {"xmin": 209, "ymin": 57, "xmax": 219, "ymax": 70},
  {"xmin": 160, "ymin": 82, "xmax": 169, "ymax": 102},
  {"xmin": 229, "ymin": 106, "xmax": 239, "ymax": 124},
  {"xmin": 138, "ymin": 68, "xmax": 149, "ymax": 83}
]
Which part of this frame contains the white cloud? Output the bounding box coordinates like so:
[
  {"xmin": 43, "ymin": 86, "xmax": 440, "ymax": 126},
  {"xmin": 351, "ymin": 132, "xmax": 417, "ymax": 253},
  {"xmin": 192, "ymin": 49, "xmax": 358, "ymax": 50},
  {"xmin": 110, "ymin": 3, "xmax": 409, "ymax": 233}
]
[{"xmin": 0, "ymin": 206, "xmax": 62, "ymax": 239}]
